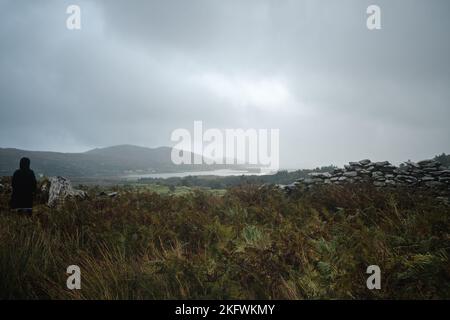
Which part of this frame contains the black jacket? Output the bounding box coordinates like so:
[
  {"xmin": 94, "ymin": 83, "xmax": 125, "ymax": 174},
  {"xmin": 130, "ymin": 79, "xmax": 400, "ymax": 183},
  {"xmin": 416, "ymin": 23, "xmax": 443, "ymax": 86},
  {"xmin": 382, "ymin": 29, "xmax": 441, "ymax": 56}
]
[{"xmin": 10, "ymin": 159, "xmax": 37, "ymax": 209}]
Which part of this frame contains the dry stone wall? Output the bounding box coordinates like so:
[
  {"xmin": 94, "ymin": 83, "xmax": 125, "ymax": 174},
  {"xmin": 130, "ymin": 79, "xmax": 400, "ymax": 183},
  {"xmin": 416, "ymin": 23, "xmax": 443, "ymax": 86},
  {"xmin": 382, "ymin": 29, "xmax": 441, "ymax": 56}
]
[{"xmin": 281, "ymin": 159, "xmax": 450, "ymax": 197}]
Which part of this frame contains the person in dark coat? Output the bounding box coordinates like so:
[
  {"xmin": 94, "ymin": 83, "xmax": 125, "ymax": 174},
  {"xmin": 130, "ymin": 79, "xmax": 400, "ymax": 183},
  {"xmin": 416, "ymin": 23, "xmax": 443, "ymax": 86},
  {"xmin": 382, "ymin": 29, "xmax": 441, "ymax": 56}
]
[{"xmin": 10, "ymin": 157, "xmax": 37, "ymax": 214}]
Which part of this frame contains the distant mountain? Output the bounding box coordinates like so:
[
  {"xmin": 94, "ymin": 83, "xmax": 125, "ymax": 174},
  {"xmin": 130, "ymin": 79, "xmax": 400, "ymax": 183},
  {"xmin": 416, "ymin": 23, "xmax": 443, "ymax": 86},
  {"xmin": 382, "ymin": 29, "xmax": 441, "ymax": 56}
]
[{"xmin": 0, "ymin": 145, "xmax": 248, "ymax": 177}]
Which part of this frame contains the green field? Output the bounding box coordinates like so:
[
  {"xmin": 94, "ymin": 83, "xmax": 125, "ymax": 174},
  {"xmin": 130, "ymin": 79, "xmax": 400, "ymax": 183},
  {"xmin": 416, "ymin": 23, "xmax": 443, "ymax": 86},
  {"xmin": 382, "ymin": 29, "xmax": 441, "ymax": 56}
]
[{"xmin": 129, "ymin": 184, "xmax": 227, "ymax": 196}]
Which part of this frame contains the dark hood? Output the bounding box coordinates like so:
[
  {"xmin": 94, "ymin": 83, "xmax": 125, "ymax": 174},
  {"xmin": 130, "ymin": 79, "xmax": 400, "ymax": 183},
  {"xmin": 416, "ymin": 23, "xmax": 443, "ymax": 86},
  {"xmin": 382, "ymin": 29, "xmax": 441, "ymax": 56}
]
[{"xmin": 19, "ymin": 157, "xmax": 31, "ymax": 170}]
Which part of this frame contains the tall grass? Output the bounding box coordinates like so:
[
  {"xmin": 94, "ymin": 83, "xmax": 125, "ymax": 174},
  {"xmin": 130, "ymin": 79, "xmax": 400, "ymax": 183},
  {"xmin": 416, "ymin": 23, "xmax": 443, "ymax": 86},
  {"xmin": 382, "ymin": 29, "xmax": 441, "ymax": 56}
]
[{"xmin": 0, "ymin": 182, "xmax": 449, "ymax": 299}]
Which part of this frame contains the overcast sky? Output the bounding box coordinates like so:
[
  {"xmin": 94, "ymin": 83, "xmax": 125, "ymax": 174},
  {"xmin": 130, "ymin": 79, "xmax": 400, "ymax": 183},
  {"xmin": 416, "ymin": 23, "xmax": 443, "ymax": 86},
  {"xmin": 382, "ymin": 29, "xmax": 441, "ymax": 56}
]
[{"xmin": 1, "ymin": 0, "xmax": 449, "ymax": 168}]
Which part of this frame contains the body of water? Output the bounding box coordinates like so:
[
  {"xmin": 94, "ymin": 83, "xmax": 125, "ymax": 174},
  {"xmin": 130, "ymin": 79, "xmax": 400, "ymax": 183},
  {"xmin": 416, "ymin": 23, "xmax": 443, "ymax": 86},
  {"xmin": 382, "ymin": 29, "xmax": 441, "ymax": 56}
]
[{"xmin": 123, "ymin": 168, "xmax": 274, "ymax": 180}]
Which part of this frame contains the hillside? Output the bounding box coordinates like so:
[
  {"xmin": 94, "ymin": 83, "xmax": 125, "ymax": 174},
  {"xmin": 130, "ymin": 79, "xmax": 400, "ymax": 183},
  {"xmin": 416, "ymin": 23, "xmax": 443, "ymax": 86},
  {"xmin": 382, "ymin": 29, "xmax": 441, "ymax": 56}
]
[{"xmin": 0, "ymin": 145, "xmax": 246, "ymax": 177}]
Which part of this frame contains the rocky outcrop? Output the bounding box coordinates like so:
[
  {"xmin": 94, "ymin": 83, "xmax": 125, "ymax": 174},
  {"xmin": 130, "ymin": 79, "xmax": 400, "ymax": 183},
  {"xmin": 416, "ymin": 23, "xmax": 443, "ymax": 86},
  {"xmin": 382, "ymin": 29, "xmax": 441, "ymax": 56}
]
[
  {"xmin": 279, "ymin": 159, "xmax": 450, "ymax": 195},
  {"xmin": 45, "ymin": 176, "xmax": 87, "ymax": 207}
]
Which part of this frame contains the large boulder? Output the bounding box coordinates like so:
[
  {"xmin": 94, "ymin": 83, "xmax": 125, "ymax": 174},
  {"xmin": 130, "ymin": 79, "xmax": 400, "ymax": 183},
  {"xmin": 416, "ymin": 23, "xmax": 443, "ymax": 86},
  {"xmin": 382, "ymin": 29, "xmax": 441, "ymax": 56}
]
[{"xmin": 47, "ymin": 176, "xmax": 87, "ymax": 207}]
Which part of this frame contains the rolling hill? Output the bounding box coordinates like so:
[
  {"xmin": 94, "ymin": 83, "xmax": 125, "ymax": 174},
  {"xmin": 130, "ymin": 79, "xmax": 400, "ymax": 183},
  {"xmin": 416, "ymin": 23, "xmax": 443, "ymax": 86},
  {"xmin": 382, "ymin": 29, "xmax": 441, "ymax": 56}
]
[{"xmin": 0, "ymin": 145, "xmax": 247, "ymax": 177}]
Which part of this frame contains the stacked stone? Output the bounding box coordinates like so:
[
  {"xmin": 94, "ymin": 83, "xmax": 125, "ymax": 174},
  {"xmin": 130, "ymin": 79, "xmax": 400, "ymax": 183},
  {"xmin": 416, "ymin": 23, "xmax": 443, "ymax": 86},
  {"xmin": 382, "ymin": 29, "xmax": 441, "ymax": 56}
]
[
  {"xmin": 294, "ymin": 158, "xmax": 450, "ymax": 192},
  {"xmin": 395, "ymin": 159, "xmax": 450, "ymax": 189}
]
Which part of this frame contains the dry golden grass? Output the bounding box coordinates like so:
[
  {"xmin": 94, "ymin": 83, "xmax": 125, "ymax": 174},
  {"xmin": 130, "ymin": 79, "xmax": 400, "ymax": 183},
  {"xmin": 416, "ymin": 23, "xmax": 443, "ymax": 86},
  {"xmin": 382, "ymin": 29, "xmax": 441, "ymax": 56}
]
[{"xmin": 0, "ymin": 180, "xmax": 449, "ymax": 299}]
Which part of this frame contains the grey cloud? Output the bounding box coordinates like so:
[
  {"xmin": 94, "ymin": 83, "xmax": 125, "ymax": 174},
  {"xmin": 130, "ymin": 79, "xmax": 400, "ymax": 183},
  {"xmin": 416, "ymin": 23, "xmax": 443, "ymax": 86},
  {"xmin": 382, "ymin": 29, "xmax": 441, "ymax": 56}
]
[{"xmin": 0, "ymin": 0, "xmax": 449, "ymax": 167}]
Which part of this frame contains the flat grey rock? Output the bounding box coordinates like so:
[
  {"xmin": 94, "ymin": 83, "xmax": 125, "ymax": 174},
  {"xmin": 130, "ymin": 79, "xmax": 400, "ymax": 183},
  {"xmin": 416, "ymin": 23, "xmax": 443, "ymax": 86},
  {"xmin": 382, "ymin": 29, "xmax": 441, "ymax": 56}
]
[{"xmin": 343, "ymin": 171, "xmax": 358, "ymax": 177}]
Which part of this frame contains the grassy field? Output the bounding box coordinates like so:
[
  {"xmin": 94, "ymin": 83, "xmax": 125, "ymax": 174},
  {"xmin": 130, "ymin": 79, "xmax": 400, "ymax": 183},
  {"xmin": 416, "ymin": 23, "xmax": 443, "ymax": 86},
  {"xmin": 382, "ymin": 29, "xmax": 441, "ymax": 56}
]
[
  {"xmin": 130, "ymin": 183, "xmax": 227, "ymax": 196},
  {"xmin": 0, "ymin": 180, "xmax": 449, "ymax": 299}
]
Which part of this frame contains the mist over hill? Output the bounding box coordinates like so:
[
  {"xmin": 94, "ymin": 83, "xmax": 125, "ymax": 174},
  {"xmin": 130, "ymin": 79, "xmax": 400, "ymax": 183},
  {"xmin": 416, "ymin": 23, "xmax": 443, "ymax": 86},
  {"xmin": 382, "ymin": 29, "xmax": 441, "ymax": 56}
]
[{"xmin": 0, "ymin": 145, "xmax": 248, "ymax": 177}]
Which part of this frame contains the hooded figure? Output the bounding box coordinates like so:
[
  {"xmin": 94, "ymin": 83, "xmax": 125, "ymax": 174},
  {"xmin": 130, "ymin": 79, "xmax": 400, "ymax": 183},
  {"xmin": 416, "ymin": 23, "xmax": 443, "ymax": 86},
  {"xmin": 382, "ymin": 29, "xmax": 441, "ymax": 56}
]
[{"xmin": 10, "ymin": 157, "xmax": 37, "ymax": 211}]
